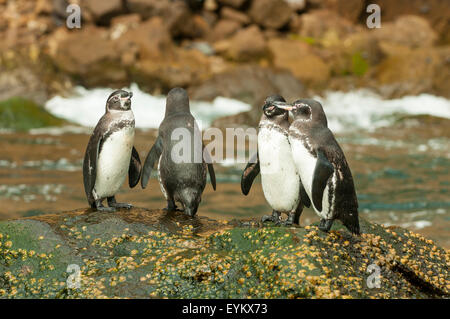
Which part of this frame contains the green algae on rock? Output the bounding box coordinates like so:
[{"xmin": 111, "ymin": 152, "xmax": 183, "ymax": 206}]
[
  {"xmin": 0, "ymin": 97, "xmax": 68, "ymax": 131},
  {"xmin": 0, "ymin": 208, "xmax": 448, "ymax": 299}
]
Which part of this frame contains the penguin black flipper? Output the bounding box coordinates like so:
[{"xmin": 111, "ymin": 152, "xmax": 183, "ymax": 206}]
[
  {"xmin": 300, "ymin": 181, "xmax": 311, "ymax": 208},
  {"xmin": 83, "ymin": 131, "xmax": 103, "ymax": 208},
  {"xmin": 241, "ymin": 152, "xmax": 260, "ymax": 195},
  {"xmin": 128, "ymin": 147, "xmax": 142, "ymax": 188},
  {"xmin": 312, "ymin": 149, "xmax": 334, "ymax": 212},
  {"xmin": 203, "ymin": 147, "xmax": 216, "ymax": 191},
  {"xmin": 141, "ymin": 135, "xmax": 163, "ymax": 189}
]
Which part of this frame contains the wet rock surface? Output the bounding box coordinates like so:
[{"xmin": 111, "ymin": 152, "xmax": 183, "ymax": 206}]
[{"xmin": 0, "ymin": 208, "xmax": 448, "ymax": 298}]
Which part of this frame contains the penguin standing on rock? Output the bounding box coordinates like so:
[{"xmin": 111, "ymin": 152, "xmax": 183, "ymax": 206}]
[
  {"xmin": 83, "ymin": 90, "xmax": 141, "ymax": 212},
  {"xmin": 141, "ymin": 87, "xmax": 216, "ymax": 217},
  {"xmin": 276, "ymin": 99, "xmax": 360, "ymax": 234},
  {"xmin": 241, "ymin": 95, "xmax": 309, "ymax": 226}
]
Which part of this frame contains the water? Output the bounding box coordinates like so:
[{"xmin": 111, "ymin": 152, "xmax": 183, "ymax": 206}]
[{"xmin": 1, "ymin": 88, "xmax": 449, "ymax": 248}]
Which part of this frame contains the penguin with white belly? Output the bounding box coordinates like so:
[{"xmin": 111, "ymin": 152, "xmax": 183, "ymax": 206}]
[
  {"xmin": 83, "ymin": 90, "xmax": 141, "ymax": 212},
  {"xmin": 241, "ymin": 95, "xmax": 310, "ymax": 226},
  {"xmin": 276, "ymin": 99, "xmax": 360, "ymax": 234}
]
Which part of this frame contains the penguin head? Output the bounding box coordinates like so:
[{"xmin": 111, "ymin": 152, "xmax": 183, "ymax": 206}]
[
  {"xmin": 166, "ymin": 87, "xmax": 190, "ymax": 116},
  {"xmin": 291, "ymin": 99, "xmax": 327, "ymax": 127},
  {"xmin": 106, "ymin": 90, "xmax": 133, "ymax": 111},
  {"xmin": 262, "ymin": 95, "xmax": 289, "ymax": 118}
]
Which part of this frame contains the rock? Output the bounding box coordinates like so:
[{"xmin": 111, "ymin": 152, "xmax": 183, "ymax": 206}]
[
  {"xmin": 248, "ymin": 0, "xmax": 294, "ymax": 30},
  {"xmin": 371, "ymin": 15, "xmax": 438, "ymax": 50},
  {"xmin": 126, "ymin": 0, "xmax": 197, "ymax": 38},
  {"xmin": 268, "ymin": 38, "xmax": 330, "ymax": 86},
  {"xmin": 0, "ymin": 209, "xmax": 448, "ymax": 298},
  {"xmin": 221, "ymin": 6, "xmax": 250, "ymax": 25},
  {"xmin": 310, "ymin": 0, "xmax": 365, "ymax": 23},
  {"xmin": 215, "ymin": 25, "xmax": 268, "ymax": 62},
  {"xmin": 46, "ymin": 26, "xmax": 127, "ymax": 87},
  {"xmin": 372, "ymin": 46, "xmax": 450, "ymax": 98},
  {"xmin": 296, "ymin": 9, "xmax": 359, "ymax": 40},
  {"xmin": 209, "ymin": 19, "xmax": 241, "ymax": 41},
  {"xmin": 81, "ymin": 0, "xmax": 124, "ymax": 24},
  {"xmin": 217, "ymin": 0, "xmax": 247, "ymax": 9},
  {"xmin": 374, "ymin": 0, "xmax": 450, "ymax": 44}
]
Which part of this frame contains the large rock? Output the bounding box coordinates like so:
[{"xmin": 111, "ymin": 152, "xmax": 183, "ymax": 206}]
[
  {"xmin": 248, "ymin": 0, "xmax": 294, "ymax": 30},
  {"xmin": 374, "ymin": 0, "xmax": 450, "ymax": 44},
  {"xmin": 372, "ymin": 46, "xmax": 450, "ymax": 98},
  {"xmin": 268, "ymin": 38, "xmax": 330, "ymax": 86},
  {"xmin": 0, "ymin": 208, "xmax": 448, "ymax": 298},
  {"xmin": 46, "ymin": 26, "xmax": 128, "ymax": 87},
  {"xmin": 221, "ymin": 6, "xmax": 251, "ymax": 25},
  {"xmin": 371, "ymin": 15, "xmax": 438, "ymax": 50},
  {"xmin": 296, "ymin": 9, "xmax": 359, "ymax": 40},
  {"xmin": 126, "ymin": 0, "xmax": 199, "ymax": 38},
  {"xmin": 81, "ymin": 0, "xmax": 124, "ymax": 24},
  {"xmin": 208, "ymin": 19, "xmax": 242, "ymax": 41},
  {"xmin": 308, "ymin": 0, "xmax": 365, "ymax": 23},
  {"xmin": 214, "ymin": 25, "xmax": 268, "ymax": 62}
]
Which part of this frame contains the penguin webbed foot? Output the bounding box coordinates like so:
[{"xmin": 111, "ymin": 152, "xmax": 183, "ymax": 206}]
[
  {"xmin": 164, "ymin": 200, "xmax": 178, "ymax": 212},
  {"xmin": 261, "ymin": 210, "xmax": 281, "ymax": 225},
  {"xmin": 318, "ymin": 218, "xmax": 334, "ymax": 233},
  {"xmin": 107, "ymin": 197, "xmax": 132, "ymax": 209},
  {"xmin": 94, "ymin": 200, "xmax": 117, "ymax": 213}
]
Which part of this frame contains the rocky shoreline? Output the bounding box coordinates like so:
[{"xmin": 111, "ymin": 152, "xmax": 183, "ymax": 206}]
[
  {"xmin": 0, "ymin": 208, "xmax": 448, "ymax": 298},
  {"xmin": 0, "ymin": 0, "xmax": 449, "ymax": 109}
]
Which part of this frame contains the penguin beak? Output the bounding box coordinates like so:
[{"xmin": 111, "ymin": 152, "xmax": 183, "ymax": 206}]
[
  {"xmin": 272, "ymin": 101, "xmax": 293, "ymax": 111},
  {"xmin": 121, "ymin": 91, "xmax": 132, "ymax": 109}
]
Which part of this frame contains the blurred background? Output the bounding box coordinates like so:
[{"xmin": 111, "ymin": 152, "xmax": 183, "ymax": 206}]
[{"xmin": 0, "ymin": 0, "xmax": 449, "ymax": 248}]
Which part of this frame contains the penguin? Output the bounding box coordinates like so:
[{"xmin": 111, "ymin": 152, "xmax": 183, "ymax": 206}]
[
  {"xmin": 141, "ymin": 87, "xmax": 216, "ymax": 217},
  {"xmin": 241, "ymin": 95, "xmax": 309, "ymax": 226},
  {"xmin": 277, "ymin": 99, "xmax": 360, "ymax": 234},
  {"xmin": 83, "ymin": 89, "xmax": 141, "ymax": 212}
]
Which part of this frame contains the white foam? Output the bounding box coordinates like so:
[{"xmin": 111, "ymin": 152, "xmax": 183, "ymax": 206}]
[
  {"xmin": 45, "ymin": 83, "xmax": 251, "ymax": 129},
  {"xmin": 313, "ymin": 89, "xmax": 450, "ymax": 132}
]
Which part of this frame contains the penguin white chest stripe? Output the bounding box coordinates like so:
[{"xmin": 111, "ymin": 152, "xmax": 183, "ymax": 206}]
[
  {"xmin": 289, "ymin": 135, "xmax": 334, "ymax": 219},
  {"xmin": 94, "ymin": 126, "xmax": 134, "ymax": 199},
  {"xmin": 157, "ymin": 155, "xmax": 168, "ymax": 200},
  {"xmin": 258, "ymin": 126, "xmax": 300, "ymax": 212}
]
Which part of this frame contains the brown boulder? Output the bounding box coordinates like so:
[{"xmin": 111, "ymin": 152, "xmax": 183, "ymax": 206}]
[
  {"xmin": 308, "ymin": 0, "xmax": 365, "ymax": 23},
  {"xmin": 296, "ymin": 9, "xmax": 359, "ymax": 40},
  {"xmin": 81, "ymin": 0, "xmax": 124, "ymax": 23},
  {"xmin": 214, "ymin": 25, "xmax": 268, "ymax": 62},
  {"xmin": 248, "ymin": 0, "xmax": 294, "ymax": 29},
  {"xmin": 46, "ymin": 26, "xmax": 127, "ymax": 87},
  {"xmin": 373, "ymin": 46, "xmax": 450, "ymax": 98},
  {"xmin": 374, "ymin": 0, "xmax": 450, "ymax": 44},
  {"xmin": 268, "ymin": 38, "xmax": 330, "ymax": 85},
  {"xmin": 221, "ymin": 7, "xmax": 251, "ymax": 25},
  {"xmin": 209, "ymin": 19, "xmax": 241, "ymax": 41},
  {"xmin": 371, "ymin": 15, "xmax": 438, "ymax": 50}
]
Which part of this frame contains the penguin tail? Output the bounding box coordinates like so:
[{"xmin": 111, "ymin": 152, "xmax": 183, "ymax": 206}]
[
  {"xmin": 340, "ymin": 212, "xmax": 360, "ymax": 235},
  {"xmin": 179, "ymin": 188, "xmax": 201, "ymax": 217}
]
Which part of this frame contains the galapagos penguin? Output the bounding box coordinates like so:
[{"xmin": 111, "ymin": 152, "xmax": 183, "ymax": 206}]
[
  {"xmin": 141, "ymin": 87, "xmax": 216, "ymax": 217},
  {"xmin": 279, "ymin": 99, "xmax": 360, "ymax": 234},
  {"xmin": 83, "ymin": 89, "xmax": 141, "ymax": 212},
  {"xmin": 241, "ymin": 95, "xmax": 309, "ymax": 226}
]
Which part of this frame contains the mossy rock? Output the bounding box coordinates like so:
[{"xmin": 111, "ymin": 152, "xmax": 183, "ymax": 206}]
[
  {"xmin": 0, "ymin": 208, "xmax": 448, "ymax": 299},
  {"xmin": 0, "ymin": 97, "xmax": 68, "ymax": 131}
]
